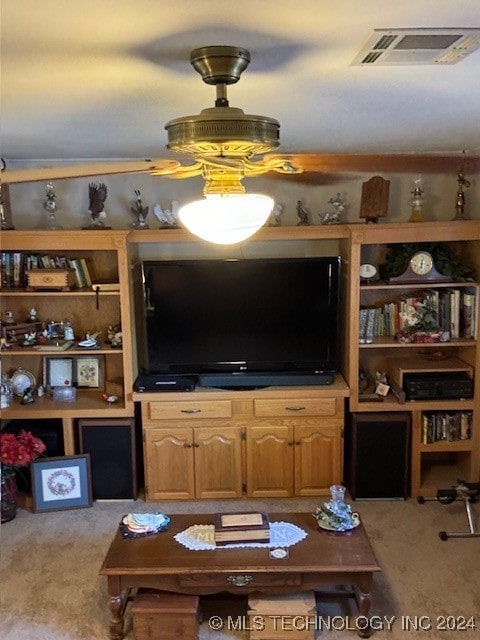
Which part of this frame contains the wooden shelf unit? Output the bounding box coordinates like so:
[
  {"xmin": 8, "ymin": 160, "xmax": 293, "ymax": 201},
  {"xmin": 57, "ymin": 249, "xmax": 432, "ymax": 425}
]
[
  {"xmin": 347, "ymin": 220, "xmax": 480, "ymax": 496},
  {"xmin": 2, "ymin": 220, "xmax": 479, "ymax": 498},
  {"xmin": 0, "ymin": 230, "xmax": 135, "ymax": 455}
]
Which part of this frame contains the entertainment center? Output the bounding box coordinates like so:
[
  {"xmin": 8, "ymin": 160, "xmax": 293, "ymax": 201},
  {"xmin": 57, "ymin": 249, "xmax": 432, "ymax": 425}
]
[{"xmin": 2, "ymin": 220, "xmax": 479, "ymax": 500}]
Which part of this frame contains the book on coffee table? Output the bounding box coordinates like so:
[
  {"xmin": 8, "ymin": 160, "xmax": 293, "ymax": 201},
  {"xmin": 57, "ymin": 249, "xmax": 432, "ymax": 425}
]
[{"xmin": 214, "ymin": 511, "xmax": 270, "ymax": 545}]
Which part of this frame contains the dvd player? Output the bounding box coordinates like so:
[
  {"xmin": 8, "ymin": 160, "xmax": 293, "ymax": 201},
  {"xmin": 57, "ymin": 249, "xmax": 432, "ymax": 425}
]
[
  {"xmin": 403, "ymin": 372, "xmax": 473, "ymax": 400},
  {"xmin": 134, "ymin": 374, "xmax": 196, "ymax": 392}
]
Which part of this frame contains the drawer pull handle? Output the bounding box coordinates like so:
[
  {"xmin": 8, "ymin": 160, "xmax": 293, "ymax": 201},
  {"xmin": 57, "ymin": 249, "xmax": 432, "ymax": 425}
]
[
  {"xmin": 227, "ymin": 574, "xmax": 253, "ymax": 587},
  {"xmin": 285, "ymin": 406, "xmax": 306, "ymax": 411},
  {"xmin": 183, "ymin": 443, "xmax": 193, "ymax": 448},
  {"xmin": 181, "ymin": 408, "xmax": 201, "ymax": 414}
]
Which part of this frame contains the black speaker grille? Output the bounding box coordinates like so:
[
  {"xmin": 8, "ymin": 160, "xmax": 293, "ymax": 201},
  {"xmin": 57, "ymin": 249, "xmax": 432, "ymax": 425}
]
[{"xmin": 79, "ymin": 420, "xmax": 137, "ymax": 499}]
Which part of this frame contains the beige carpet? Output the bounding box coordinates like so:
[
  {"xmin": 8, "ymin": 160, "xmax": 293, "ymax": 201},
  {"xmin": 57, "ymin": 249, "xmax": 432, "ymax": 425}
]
[{"xmin": 1, "ymin": 496, "xmax": 479, "ymax": 640}]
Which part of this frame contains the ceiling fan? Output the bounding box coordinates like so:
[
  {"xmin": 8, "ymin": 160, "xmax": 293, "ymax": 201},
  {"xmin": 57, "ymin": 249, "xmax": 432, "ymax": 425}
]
[{"xmin": 2, "ymin": 45, "xmax": 478, "ymax": 187}]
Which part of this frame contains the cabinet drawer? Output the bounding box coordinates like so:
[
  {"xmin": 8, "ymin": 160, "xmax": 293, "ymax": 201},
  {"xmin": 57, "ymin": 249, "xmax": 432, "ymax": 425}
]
[
  {"xmin": 253, "ymin": 398, "xmax": 337, "ymax": 418},
  {"xmin": 178, "ymin": 572, "xmax": 302, "ymax": 589},
  {"xmin": 148, "ymin": 400, "xmax": 232, "ymax": 420}
]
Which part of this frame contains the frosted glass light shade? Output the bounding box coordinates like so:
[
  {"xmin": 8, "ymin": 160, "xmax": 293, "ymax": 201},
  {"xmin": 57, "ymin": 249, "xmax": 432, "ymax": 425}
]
[{"xmin": 178, "ymin": 193, "xmax": 274, "ymax": 244}]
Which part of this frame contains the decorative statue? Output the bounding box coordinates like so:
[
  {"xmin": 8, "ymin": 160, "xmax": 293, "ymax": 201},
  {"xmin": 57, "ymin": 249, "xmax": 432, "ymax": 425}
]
[
  {"xmin": 453, "ymin": 155, "xmax": 470, "ymax": 221},
  {"xmin": 270, "ymin": 203, "xmax": 284, "ymax": 226},
  {"xmin": 130, "ymin": 189, "xmax": 149, "ymax": 229},
  {"xmin": 153, "ymin": 201, "xmax": 179, "ymax": 228},
  {"xmin": 43, "ymin": 182, "xmax": 63, "ymax": 229},
  {"xmin": 84, "ymin": 183, "xmax": 110, "ymax": 229},
  {"xmin": 296, "ymin": 200, "xmax": 310, "ymax": 226},
  {"xmin": 319, "ymin": 193, "xmax": 345, "ymax": 225}
]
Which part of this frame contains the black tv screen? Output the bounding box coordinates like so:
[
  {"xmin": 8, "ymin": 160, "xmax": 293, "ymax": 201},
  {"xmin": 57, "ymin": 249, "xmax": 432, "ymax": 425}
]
[{"xmin": 141, "ymin": 257, "xmax": 341, "ymax": 384}]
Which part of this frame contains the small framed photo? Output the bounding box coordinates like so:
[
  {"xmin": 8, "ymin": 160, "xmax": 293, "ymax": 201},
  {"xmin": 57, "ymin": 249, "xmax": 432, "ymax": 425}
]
[
  {"xmin": 44, "ymin": 357, "xmax": 74, "ymax": 387},
  {"xmin": 75, "ymin": 355, "xmax": 103, "ymax": 388},
  {"xmin": 31, "ymin": 455, "xmax": 93, "ymax": 513}
]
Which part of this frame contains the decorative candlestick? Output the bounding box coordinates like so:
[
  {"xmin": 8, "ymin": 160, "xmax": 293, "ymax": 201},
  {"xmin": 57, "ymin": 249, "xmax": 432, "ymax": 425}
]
[{"xmin": 453, "ymin": 153, "xmax": 470, "ymax": 221}]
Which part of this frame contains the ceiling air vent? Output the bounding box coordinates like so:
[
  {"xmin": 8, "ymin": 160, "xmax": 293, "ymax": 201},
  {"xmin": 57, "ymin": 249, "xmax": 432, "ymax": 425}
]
[{"xmin": 352, "ymin": 28, "xmax": 480, "ymax": 65}]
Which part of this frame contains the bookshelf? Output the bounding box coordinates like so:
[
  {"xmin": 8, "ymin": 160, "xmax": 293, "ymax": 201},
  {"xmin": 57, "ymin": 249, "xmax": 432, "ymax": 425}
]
[
  {"xmin": 0, "ymin": 230, "xmax": 135, "ymax": 455},
  {"xmin": 347, "ymin": 221, "xmax": 480, "ymax": 496}
]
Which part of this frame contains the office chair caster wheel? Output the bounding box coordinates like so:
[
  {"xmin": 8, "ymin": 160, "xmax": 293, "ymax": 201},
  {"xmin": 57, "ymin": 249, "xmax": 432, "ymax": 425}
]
[{"xmin": 439, "ymin": 531, "xmax": 448, "ymax": 541}]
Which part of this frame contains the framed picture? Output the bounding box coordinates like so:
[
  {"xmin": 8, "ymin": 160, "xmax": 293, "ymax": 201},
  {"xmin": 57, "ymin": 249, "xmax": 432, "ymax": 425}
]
[
  {"xmin": 44, "ymin": 357, "xmax": 74, "ymax": 388},
  {"xmin": 75, "ymin": 355, "xmax": 103, "ymax": 388},
  {"xmin": 31, "ymin": 454, "xmax": 92, "ymax": 512}
]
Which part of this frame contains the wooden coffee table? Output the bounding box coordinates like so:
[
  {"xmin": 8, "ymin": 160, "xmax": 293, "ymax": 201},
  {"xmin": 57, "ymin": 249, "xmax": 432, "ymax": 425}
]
[{"xmin": 100, "ymin": 512, "xmax": 381, "ymax": 639}]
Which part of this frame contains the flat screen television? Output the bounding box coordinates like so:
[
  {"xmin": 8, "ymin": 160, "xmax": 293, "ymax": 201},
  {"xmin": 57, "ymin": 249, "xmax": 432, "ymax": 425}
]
[{"xmin": 140, "ymin": 256, "xmax": 341, "ymax": 388}]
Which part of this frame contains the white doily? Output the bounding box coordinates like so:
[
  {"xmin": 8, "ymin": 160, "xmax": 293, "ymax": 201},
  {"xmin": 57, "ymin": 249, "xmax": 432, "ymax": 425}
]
[{"xmin": 174, "ymin": 521, "xmax": 307, "ymax": 551}]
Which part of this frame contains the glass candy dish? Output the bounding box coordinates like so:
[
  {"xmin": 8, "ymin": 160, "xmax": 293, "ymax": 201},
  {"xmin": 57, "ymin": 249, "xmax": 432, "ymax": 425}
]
[{"xmin": 314, "ymin": 485, "xmax": 360, "ymax": 532}]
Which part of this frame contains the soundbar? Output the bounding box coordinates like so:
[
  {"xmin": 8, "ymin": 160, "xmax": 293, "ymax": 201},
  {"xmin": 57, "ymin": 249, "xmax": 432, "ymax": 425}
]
[{"xmin": 198, "ymin": 371, "xmax": 335, "ymax": 389}]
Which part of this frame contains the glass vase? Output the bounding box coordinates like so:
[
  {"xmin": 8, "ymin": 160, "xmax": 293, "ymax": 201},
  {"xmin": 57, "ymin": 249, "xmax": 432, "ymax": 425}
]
[{"xmin": 1, "ymin": 474, "xmax": 17, "ymax": 523}]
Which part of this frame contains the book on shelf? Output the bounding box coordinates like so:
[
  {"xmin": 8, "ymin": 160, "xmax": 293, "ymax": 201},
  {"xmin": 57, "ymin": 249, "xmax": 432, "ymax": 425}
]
[
  {"xmin": 421, "ymin": 411, "xmax": 472, "ymax": 444},
  {"xmin": 0, "ymin": 251, "xmax": 95, "ymax": 290},
  {"xmin": 214, "ymin": 511, "xmax": 270, "ymax": 545},
  {"xmin": 360, "ymin": 286, "xmax": 477, "ymax": 340},
  {"xmin": 68, "ymin": 258, "xmax": 90, "ymax": 288}
]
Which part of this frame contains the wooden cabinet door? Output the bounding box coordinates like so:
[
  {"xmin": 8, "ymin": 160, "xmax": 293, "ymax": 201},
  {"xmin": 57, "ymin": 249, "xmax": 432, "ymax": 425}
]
[
  {"xmin": 246, "ymin": 425, "xmax": 294, "ymax": 498},
  {"xmin": 194, "ymin": 426, "xmax": 243, "ymax": 499},
  {"xmin": 144, "ymin": 428, "xmax": 195, "ymax": 500},
  {"xmin": 294, "ymin": 422, "xmax": 343, "ymax": 496}
]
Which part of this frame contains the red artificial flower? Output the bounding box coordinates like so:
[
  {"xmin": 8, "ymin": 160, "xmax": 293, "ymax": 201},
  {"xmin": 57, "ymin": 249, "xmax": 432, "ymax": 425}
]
[{"xmin": 0, "ymin": 430, "xmax": 46, "ymax": 472}]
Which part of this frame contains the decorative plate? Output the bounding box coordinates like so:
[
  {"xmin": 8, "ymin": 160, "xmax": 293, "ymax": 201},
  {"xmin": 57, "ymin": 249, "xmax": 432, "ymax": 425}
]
[{"xmin": 11, "ymin": 369, "xmax": 36, "ymax": 396}]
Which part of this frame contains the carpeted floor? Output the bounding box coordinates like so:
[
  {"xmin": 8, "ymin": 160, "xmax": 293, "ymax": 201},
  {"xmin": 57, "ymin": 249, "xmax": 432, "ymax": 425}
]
[{"xmin": 1, "ymin": 496, "xmax": 479, "ymax": 639}]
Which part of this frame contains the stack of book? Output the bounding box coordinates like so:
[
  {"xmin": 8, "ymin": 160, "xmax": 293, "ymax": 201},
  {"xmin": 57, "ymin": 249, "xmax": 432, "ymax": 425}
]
[{"xmin": 214, "ymin": 511, "xmax": 270, "ymax": 546}]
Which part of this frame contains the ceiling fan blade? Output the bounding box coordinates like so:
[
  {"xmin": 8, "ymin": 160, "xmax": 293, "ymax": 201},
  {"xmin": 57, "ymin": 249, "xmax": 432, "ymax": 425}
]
[
  {"xmin": 267, "ymin": 153, "xmax": 480, "ymax": 175},
  {"xmin": 265, "ymin": 171, "xmax": 345, "ymax": 186},
  {"xmin": 2, "ymin": 159, "xmax": 181, "ymax": 184}
]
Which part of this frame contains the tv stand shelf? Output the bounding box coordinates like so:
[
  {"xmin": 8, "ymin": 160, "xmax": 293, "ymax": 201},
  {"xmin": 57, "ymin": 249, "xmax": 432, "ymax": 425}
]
[{"xmin": 134, "ymin": 375, "xmax": 349, "ymax": 501}]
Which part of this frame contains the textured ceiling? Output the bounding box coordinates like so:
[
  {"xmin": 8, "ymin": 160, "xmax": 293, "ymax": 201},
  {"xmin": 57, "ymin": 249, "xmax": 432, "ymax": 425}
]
[{"xmin": 2, "ymin": 0, "xmax": 480, "ymax": 164}]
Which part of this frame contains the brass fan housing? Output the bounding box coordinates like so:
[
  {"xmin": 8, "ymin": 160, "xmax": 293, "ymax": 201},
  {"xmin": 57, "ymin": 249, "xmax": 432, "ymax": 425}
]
[{"xmin": 165, "ymin": 46, "xmax": 280, "ymax": 158}]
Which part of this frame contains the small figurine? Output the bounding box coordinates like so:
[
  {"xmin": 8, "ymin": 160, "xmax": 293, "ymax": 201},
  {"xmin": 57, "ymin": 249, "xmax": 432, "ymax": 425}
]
[
  {"xmin": 320, "ymin": 193, "xmax": 345, "ymax": 225},
  {"xmin": 28, "ymin": 308, "xmax": 39, "ymax": 322},
  {"xmin": 153, "ymin": 201, "xmax": 179, "ymax": 228},
  {"xmin": 21, "ymin": 386, "xmax": 35, "ymax": 405},
  {"xmin": 78, "ymin": 331, "xmax": 100, "ymax": 348},
  {"xmin": 453, "ymin": 153, "xmax": 470, "ymax": 221},
  {"xmin": 64, "ymin": 322, "xmax": 75, "ymax": 341},
  {"xmin": 270, "ymin": 203, "xmax": 284, "ymax": 226},
  {"xmin": 130, "ymin": 189, "xmax": 149, "ymax": 229},
  {"xmin": 84, "ymin": 183, "xmax": 110, "ymax": 229},
  {"xmin": 103, "ymin": 393, "xmax": 118, "ymax": 404},
  {"xmin": 3, "ymin": 309, "xmax": 15, "ymax": 324},
  {"xmin": 107, "ymin": 325, "xmax": 122, "ymax": 347},
  {"xmin": 43, "ymin": 182, "xmax": 63, "ymax": 230},
  {"xmin": 23, "ymin": 331, "xmax": 37, "ymax": 346},
  {"xmin": 296, "ymin": 200, "xmax": 310, "ymax": 226}
]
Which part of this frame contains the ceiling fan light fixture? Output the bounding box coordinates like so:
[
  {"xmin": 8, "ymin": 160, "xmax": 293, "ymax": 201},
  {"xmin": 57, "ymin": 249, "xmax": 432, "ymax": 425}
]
[{"xmin": 178, "ymin": 193, "xmax": 274, "ymax": 245}]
